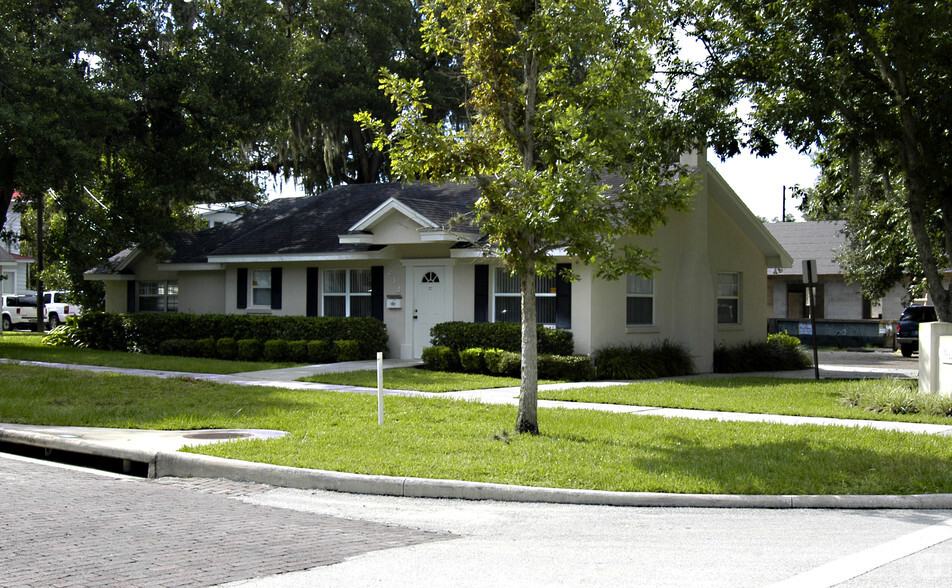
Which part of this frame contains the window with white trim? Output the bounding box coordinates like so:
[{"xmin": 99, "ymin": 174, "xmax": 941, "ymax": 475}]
[
  {"xmin": 251, "ymin": 270, "xmax": 272, "ymax": 306},
  {"xmin": 626, "ymin": 274, "xmax": 654, "ymax": 326},
  {"xmin": 323, "ymin": 268, "xmax": 372, "ymax": 317},
  {"xmin": 493, "ymin": 268, "xmax": 557, "ymax": 325},
  {"xmin": 138, "ymin": 280, "xmax": 178, "ymax": 312},
  {"xmin": 717, "ymin": 272, "xmax": 740, "ymax": 324}
]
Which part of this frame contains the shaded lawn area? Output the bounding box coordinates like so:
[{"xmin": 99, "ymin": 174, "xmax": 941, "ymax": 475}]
[
  {"xmin": 0, "ymin": 332, "xmax": 295, "ymax": 374},
  {"xmin": 538, "ymin": 377, "xmax": 952, "ymax": 425},
  {"xmin": 3, "ymin": 363, "xmax": 952, "ymax": 495}
]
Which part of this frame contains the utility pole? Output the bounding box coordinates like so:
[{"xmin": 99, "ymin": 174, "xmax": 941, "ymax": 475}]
[{"xmin": 782, "ymin": 185, "xmax": 786, "ymax": 222}]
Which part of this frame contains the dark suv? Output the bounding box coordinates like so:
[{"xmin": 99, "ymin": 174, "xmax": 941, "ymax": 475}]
[{"xmin": 896, "ymin": 305, "xmax": 938, "ymax": 357}]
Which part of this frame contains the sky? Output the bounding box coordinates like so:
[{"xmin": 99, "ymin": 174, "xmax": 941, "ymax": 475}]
[{"xmin": 707, "ymin": 144, "xmax": 819, "ymax": 223}]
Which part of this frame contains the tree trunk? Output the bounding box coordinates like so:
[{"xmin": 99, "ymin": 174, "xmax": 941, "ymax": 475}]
[
  {"xmin": 35, "ymin": 191, "xmax": 45, "ymax": 333},
  {"xmin": 515, "ymin": 262, "xmax": 539, "ymax": 435}
]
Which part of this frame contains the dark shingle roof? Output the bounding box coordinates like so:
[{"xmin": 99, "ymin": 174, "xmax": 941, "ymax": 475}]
[{"xmin": 166, "ymin": 182, "xmax": 480, "ymax": 263}]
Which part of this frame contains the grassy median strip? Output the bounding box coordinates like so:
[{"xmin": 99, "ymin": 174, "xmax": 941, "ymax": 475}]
[
  {"xmin": 0, "ymin": 332, "xmax": 293, "ymax": 374},
  {"xmin": 3, "ymin": 362, "xmax": 952, "ymax": 495},
  {"xmin": 538, "ymin": 377, "xmax": 952, "ymax": 425},
  {"xmin": 300, "ymin": 368, "xmax": 533, "ymax": 392}
]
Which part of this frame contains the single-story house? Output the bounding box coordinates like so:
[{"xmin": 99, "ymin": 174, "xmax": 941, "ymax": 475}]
[
  {"xmin": 85, "ymin": 152, "xmax": 792, "ymax": 372},
  {"xmin": 765, "ymin": 221, "xmax": 909, "ymax": 321}
]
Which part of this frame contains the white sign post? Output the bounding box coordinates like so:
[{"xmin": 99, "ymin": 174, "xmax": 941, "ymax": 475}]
[{"xmin": 377, "ymin": 352, "xmax": 385, "ymax": 425}]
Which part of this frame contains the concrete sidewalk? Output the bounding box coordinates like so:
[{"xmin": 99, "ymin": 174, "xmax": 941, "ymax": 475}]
[{"xmin": 4, "ymin": 355, "xmax": 951, "ymax": 508}]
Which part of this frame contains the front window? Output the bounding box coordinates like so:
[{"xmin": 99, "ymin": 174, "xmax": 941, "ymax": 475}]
[
  {"xmin": 251, "ymin": 270, "xmax": 271, "ymax": 306},
  {"xmin": 323, "ymin": 268, "xmax": 372, "ymax": 317},
  {"xmin": 717, "ymin": 272, "xmax": 740, "ymax": 324},
  {"xmin": 626, "ymin": 274, "xmax": 654, "ymax": 326},
  {"xmin": 138, "ymin": 281, "xmax": 178, "ymax": 312},
  {"xmin": 493, "ymin": 268, "xmax": 556, "ymax": 325}
]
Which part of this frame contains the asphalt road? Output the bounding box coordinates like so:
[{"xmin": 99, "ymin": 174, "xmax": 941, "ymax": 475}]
[{"xmin": 4, "ymin": 451, "xmax": 952, "ymax": 587}]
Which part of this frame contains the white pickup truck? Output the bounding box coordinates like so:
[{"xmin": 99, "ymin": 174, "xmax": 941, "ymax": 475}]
[
  {"xmin": 42, "ymin": 290, "xmax": 82, "ymax": 328},
  {"xmin": 1, "ymin": 294, "xmax": 40, "ymax": 331}
]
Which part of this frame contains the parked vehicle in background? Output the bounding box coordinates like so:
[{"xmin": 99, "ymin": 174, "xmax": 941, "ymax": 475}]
[
  {"xmin": 1, "ymin": 294, "xmax": 39, "ymax": 331},
  {"xmin": 896, "ymin": 305, "xmax": 938, "ymax": 357},
  {"xmin": 43, "ymin": 290, "xmax": 82, "ymax": 328}
]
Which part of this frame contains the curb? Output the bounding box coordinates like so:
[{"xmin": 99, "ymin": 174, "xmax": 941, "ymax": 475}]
[{"xmin": 5, "ymin": 428, "xmax": 952, "ymax": 510}]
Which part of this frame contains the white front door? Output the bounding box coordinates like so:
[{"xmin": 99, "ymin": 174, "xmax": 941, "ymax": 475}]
[{"xmin": 413, "ymin": 266, "xmax": 448, "ymax": 357}]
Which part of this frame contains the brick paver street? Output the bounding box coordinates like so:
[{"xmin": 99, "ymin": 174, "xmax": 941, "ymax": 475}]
[{"xmin": 0, "ymin": 454, "xmax": 450, "ymax": 587}]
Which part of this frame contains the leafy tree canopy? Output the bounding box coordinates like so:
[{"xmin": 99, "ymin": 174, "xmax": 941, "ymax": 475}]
[{"xmin": 259, "ymin": 0, "xmax": 465, "ymax": 193}]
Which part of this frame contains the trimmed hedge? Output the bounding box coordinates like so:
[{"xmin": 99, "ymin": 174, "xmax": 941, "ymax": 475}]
[
  {"xmin": 592, "ymin": 340, "xmax": 695, "ymax": 380},
  {"xmin": 68, "ymin": 312, "xmax": 388, "ymax": 357},
  {"xmin": 334, "ymin": 340, "xmax": 363, "ymax": 362},
  {"xmin": 713, "ymin": 333, "xmax": 812, "ymax": 373},
  {"xmin": 421, "ymin": 346, "xmax": 459, "ymax": 371},
  {"xmin": 430, "ymin": 321, "xmax": 573, "ymax": 356},
  {"xmin": 422, "ymin": 346, "xmax": 595, "ymax": 381}
]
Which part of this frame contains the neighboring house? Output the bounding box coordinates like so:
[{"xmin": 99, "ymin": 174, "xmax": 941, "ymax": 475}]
[
  {"xmin": 765, "ymin": 221, "xmax": 909, "ymax": 321},
  {"xmin": 1, "ymin": 196, "xmax": 34, "ymax": 295},
  {"xmin": 193, "ymin": 202, "xmax": 256, "ymax": 228},
  {"xmin": 85, "ymin": 152, "xmax": 791, "ymax": 372}
]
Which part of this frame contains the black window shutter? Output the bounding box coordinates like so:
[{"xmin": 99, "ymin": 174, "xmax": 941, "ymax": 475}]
[
  {"xmin": 474, "ymin": 264, "xmax": 489, "ymax": 323},
  {"xmin": 306, "ymin": 267, "xmax": 319, "ymax": 317},
  {"xmin": 271, "ymin": 267, "xmax": 282, "ymax": 310},
  {"xmin": 555, "ymin": 263, "xmax": 571, "ymax": 329},
  {"xmin": 237, "ymin": 268, "xmax": 248, "ymax": 309},
  {"xmin": 126, "ymin": 281, "xmax": 136, "ymax": 313},
  {"xmin": 371, "ymin": 266, "xmax": 384, "ymax": 320}
]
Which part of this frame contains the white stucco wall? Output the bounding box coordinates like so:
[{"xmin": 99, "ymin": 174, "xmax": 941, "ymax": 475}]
[{"xmin": 178, "ymin": 271, "xmax": 226, "ymax": 314}]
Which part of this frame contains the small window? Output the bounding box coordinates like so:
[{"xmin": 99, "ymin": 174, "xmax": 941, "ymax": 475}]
[
  {"xmin": 626, "ymin": 274, "xmax": 654, "ymax": 326},
  {"xmin": 251, "ymin": 270, "xmax": 271, "ymax": 306},
  {"xmin": 493, "ymin": 268, "xmax": 556, "ymax": 325},
  {"xmin": 323, "ymin": 268, "xmax": 372, "ymax": 317},
  {"xmin": 717, "ymin": 272, "xmax": 740, "ymax": 324},
  {"xmin": 138, "ymin": 281, "xmax": 178, "ymax": 312}
]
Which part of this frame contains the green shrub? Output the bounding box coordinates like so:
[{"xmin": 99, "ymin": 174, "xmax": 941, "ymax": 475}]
[
  {"xmin": 288, "ymin": 340, "xmax": 309, "ymax": 363},
  {"xmin": 307, "ymin": 340, "xmax": 335, "ymax": 363},
  {"xmin": 70, "ymin": 312, "xmax": 128, "ymax": 351},
  {"xmin": 430, "ymin": 322, "xmax": 573, "ymax": 355},
  {"xmin": 538, "ymin": 354, "xmax": 595, "ymax": 381},
  {"xmin": 713, "ymin": 338, "xmax": 812, "ymax": 373},
  {"xmin": 195, "ymin": 338, "xmax": 217, "ymax": 359},
  {"xmin": 593, "ymin": 340, "xmax": 695, "ymax": 380},
  {"xmin": 263, "ymin": 339, "xmax": 290, "ymax": 362},
  {"xmin": 237, "ymin": 339, "xmax": 261, "ymax": 362},
  {"xmin": 42, "ymin": 324, "xmax": 85, "ymax": 348},
  {"xmin": 767, "ymin": 330, "xmax": 804, "ymax": 353},
  {"xmin": 483, "ymin": 349, "xmax": 520, "ymax": 377},
  {"xmin": 334, "ymin": 340, "xmax": 363, "ymax": 362},
  {"xmin": 157, "ymin": 339, "xmax": 198, "ymax": 357},
  {"xmin": 421, "ymin": 346, "xmax": 459, "ymax": 371},
  {"xmin": 216, "ymin": 337, "xmax": 238, "ymax": 360},
  {"xmin": 459, "ymin": 348, "xmax": 486, "ymax": 373},
  {"xmin": 69, "ymin": 312, "xmax": 388, "ymax": 357}
]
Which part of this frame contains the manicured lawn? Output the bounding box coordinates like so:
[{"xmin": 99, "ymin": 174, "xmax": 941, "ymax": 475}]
[
  {"xmin": 0, "ymin": 332, "xmax": 295, "ymax": 374},
  {"xmin": 300, "ymin": 368, "xmax": 544, "ymax": 392},
  {"xmin": 538, "ymin": 377, "xmax": 952, "ymax": 425},
  {"xmin": 3, "ymin": 362, "xmax": 952, "ymax": 495}
]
